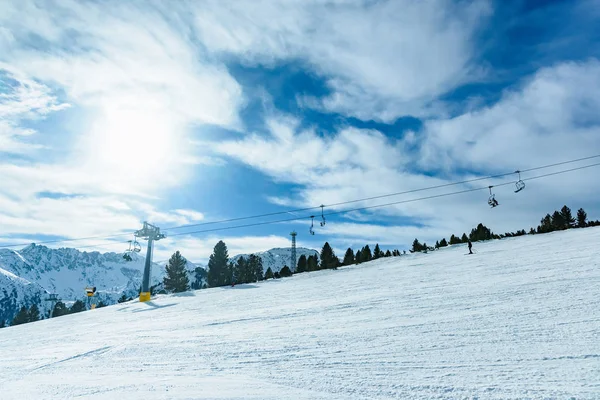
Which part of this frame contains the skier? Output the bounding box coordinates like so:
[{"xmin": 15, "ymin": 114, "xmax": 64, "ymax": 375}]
[{"xmin": 467, "ymin": 240, "xmax": 473, "ymax": 254}]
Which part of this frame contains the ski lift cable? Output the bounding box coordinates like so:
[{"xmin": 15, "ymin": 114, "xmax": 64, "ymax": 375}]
[
  {"xmin": 1, "ymin": 156, "xmax": 600, "ymax": 249},
  {"xmin": 34, "ymin": 160, "xmax": 600, "ymax": 251}
]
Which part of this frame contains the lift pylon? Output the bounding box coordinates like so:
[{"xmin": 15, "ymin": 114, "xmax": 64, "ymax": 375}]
[{"xmin": 135, "ymin": 222, "xmax": 166, "ymax": 302}]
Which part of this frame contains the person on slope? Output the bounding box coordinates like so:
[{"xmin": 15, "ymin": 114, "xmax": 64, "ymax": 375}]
[{"xmin": 467, "ymin": 240, "xmax": 473, "ymax": 254}]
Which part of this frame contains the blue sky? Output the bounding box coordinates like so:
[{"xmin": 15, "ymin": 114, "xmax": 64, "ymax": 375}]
[{"xmin": 1, "ymin": 0, "xmax": 600, "ymax": 262}]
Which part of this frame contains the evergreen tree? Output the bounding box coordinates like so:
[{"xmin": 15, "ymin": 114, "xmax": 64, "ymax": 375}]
[
  {"xmin": 264, "ymin": 267, "xmax": 274, "ymax": 280},
  {"xmin": 28, "ymin": 304, "xmax": 40, "ymax": 322},
  {"xmin": 449, "ymin": 234, "xmax": 461, "ymax": 245},
  {"xmin": 163, "ymin": 251, "xmax": 190, "ymax": 293},
  {"xmin": 538, "ymin": 214, "xmax": 553, "ymax": 233},
  {"xmin": 529, "ymin": 227, "xmax": 536, "ymax": 235},
  {"xmin": 307, "ymin": 254, "xmax": 319, "ymax": 271},
  {"xmin": 469, "ymin": 223, "xmax": 493, "ymax": 241},
  {"xmin": 207, "ymin": 240, "xmax": 230, "ymax": 287},
  {"xmin": 560, "ymin": 205, "xmax": 575, "ymax": 229},
  {"xmin": 461, "ymin": 233, "xmax": 469, "ymax": 243},
  {"xmin": 11, "ymin": 306, "xmax": 29, "ymax": 326},
  {"xmin": 273, "ymin": 271, "xmax": 281, "ymax": 279},
  {"xmin": 191, "ymin": 266, "xmax": 208, "ymax": 290},
  {"xmin": 435, "ymin": 240, "xmax": 440, "ymax": 249},
  {"xmin": 342, "ymin": 248, "xmax": 354, "ymax": 265},
  {"xmin": 296, "ymin": 254, "xmax": 308, "ymax": 272},
  {"xmin": 70, "ymin": 300, "xmax": 86, "ymax": 313},
  {"xmin": 439, "ymin": 238, "xmax": 448, "ymax": 247},
  {"xmin": 248, "ymin": 254, "xmax": 264, "ymax": 282},
  {"xmin": 411, "ymin": 238, "xmax": 423, "ymax": 252},
  {"xmin": 52, "ymin": 301, "xmax": 69, "ymax": 317},
  {"xmin": 355, "ymin": 249, "xmax": 362, "ymax": 263},
  {"xmin": 320, "ymin": 242, "xmax": 339, "ymax": 269},
  {"xmin": 0, "ymin": 320, "xmax": 5, "ymax": 329},
  {"xmin": 373, "ymin": 244, "xmax": 383, "ymax": 259},
  {"xmin": 577, "ymin": 208, "xmax": 587, "ymax": 228},
  {"xmin": 361, "ymin": 245, "xmax": 372, "ymax": 261},
  {"xmin": 117, "ymin": 294, "xmax": 129, "ymax": 303},
  {"xmin": 384, "ymin": 249, "xmax": 392, "ymax": 257},
  {"xmin": 233, "ymin": 256, "xmax": 248, "ymax": 284},
  {"xmin": 551, "ymin": 211, "xmax": 565, "ymax": 231},
  {"xmin": 280, "ymin": 266, "xmax": 292, "ymax": 277}
]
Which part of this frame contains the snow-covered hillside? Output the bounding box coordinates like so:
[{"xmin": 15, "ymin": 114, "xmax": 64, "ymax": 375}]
[
  {"xmin": 0, "ymin": 267, "xmax": 51, "ymax": 323},
  {"xmin": 231, "ymin": 247, "xmax": 319, "ymax": 273},
  {"xmin": 0, "ymin": 245, "xmax": 168, "ymax": 321},
  {"xmin": 1, "ymin": 227, "xmax": 599, "ymax": 398}
]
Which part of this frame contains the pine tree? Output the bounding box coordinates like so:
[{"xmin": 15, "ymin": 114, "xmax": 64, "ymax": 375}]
[
  {"xmin": 207, "ymin": 240, "xmax": 230, "ymax": 287},
  {"xmin": 163, "ymin": 251, "xmax": 190, "ymax": 293},
  {"xmin": 0, "ymin": 320, "xmax": 5, "ymax": 329},
  {"xmin": 320, "ymin": 242, "xmax": 339, "ymax": 269},
  {"xmin": 538, "ymin": 214, "xmax": 553, "ymax": 233},
  {"xmin": 529, "ymin": 227, "xmax": 536, "ymax": 235},
  {"xmin": 52, "ymin": 301, "xmax": 69, "ymax": 317},
  {"xmin": 439, "ymin": 238, "xmax": 448, "ymax": 247},
  {"xmin": 70, "ymin": 300, "xmax": 86, "ymax": 313},
  {"xmin": 307, "ymin": 254, "xmax": 319, "ymax": 271},
  {"xmin": 411, "ymin": 238, "xmax": 423, "ymax": 252},
  {"xmin": 248, "ymin": 254, "xmax": 264, "ymax": 282},
  {"xmin": 296, "ymin": 254, "xmax": 308, "ymax": 272},
  {"xmin": 280, "ymin": 266, "xmax": 292, "ymax": 277},
  {"xmin": 560, "ymin": 205, "xmax": 575, "ymax": 229},
  {"xmin": 117, "ymin": 294, "xmax": 128, "ymax": 303},
  {"xmin": 449, "ymin": 234, "xmax": 461, "ymax": 245},
  {"xmin": 577, "ymin": 208, "xmax": 587, "ymax": 228},
  {"xmin": 469, "ymin": 223, "xmax": 493, "ymax": 241},
  {"xmin": 551, "ymin": 211, "xmax": 565, "ymax": 231},
  {"xmin": 191, "ymin": 266, "xmax": 208, "ymax": 290},
  {"xmin": 11, "ymin": 306, "xmax": 29, "ymax": 326},
  {"xmin": 264, "ymin": 267, "xmax": 274, "ymax": 280},
  {"xmin": 373, "ymin": 244, "xmax": 383, "ymax": 259},
  {"xmin": 28, "ymin": 304, "xmax": 40, "ymax": 322},
  {"xmin": 362, "ymin": 245, "xmax": 372, "ymax": 261},
  {"xmin": 233, "ymin": 256, "xmax": 247, "ymax": 284},
  {"xmin": 384, "ymin": 249, "xmax": 392, "ymax": 257},
  {"xmin": 355, "ymin": 249, "xmax": 362, "ymax": 263},
  {"xmin": 461, "ymin": 233, "xmax": 469, "ymax": 243}
]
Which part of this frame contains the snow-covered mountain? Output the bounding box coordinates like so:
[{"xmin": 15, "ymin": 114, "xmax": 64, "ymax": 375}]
[
  {"xmin": 0, "ymin": 266, "xmax": 52, "ymax": 324},
  {"xmin": 230, "ymin": 247, "xmax": 319, "ymax": 273},
  {"xmin": 0, "ymin": 244, "xmax": 316, "ymax": 323}
]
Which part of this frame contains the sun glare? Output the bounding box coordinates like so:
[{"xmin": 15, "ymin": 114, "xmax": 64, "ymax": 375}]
[{"xmin": 85, "ymin": 106, "xmax": 183, "ymax": 189}]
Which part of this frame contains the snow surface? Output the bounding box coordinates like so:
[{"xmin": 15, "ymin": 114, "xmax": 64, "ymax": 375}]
[{"xmin": 1, "ymin": 228, "xmax": 599, "ymax": 399}]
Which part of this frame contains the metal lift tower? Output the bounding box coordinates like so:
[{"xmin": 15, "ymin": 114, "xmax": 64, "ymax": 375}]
[
  {"xmin": 290, "ymin": 231, "xmax": 297, "ymax": 272},
  {"xmin": 135, "ymin": 222, "xmax": 166, "ymax": 302}
]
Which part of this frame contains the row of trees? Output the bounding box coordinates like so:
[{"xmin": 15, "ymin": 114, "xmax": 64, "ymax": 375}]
[
  {"xmin": 409, "ymin": 205, "xmax": 597, "ymax": 253},
  {"xmin": 1, "ymin": 298, "xmax": 96, "ymax": 328}
]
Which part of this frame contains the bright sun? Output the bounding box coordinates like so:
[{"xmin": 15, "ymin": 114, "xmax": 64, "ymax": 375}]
[{"xmin": 84, "ymin": 105, "xmax": 184, "ymax": 190}]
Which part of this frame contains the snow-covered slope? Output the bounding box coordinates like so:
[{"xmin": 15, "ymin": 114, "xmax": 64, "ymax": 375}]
[
  {"xmin": 231, "ymin": 247, "xmax": 319, "ymax": 272},
  {"xmin": 1, "ymin": 227, "xmax": 599, "ymax": 398}
]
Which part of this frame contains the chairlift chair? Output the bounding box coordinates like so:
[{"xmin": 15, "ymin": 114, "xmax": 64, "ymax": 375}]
[
  {"xmin": 514, "ymin": 170, "xmax": 525, "ymax": 193},
  {"xmin": 319, "ymin": 204, "xmax": 326, "ymax": 226},
  {"xmin": 309, "ymin": 216, "xmax": 315, "ymax": 235},
  {"xmin": 488, "ymin": 186, "xmax": 499, "ymax": 208}
]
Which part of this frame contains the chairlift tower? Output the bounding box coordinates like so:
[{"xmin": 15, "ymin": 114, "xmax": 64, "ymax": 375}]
[
  {"xmin": 135, "ymin": 221, "xmax": 166, "ymax": 302},
  {"xmin": 290, "ymin": 231, "xmax": 297, "ymax": 272},
  {"xmin": 44, "ymin": 293, "xmax": 61, "ymax": 318}
]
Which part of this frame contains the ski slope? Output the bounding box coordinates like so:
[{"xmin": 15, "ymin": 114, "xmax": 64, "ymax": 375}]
[{"xmin": 1, "ymin": 228, "xmax": 599, "ymax": 399}]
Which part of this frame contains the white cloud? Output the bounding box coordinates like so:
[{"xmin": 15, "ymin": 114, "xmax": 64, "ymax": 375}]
[
  {"xmin": 213, "ymin": 59, "xmax": 600, "ymax": 248},
  {"xmin": 191, "ymin": 0, "xmax": 492, "ymax": 121},
  {"xmin": 418, "ymin": 59, "xmax": 600, "ymax": 174},
  {"xmin": 0, "ymin": 0, "xmax": 244, "ymax": 191},
  {"xmin": 0, "ymin": 64, "xmax": 69, "ymax": 154}
]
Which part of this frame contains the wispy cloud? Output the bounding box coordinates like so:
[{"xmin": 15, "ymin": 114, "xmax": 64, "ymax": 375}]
[
  {"xmin": 0, "ymin": 64, "xmax": 69, "ymax": 154},
  {"xmin": 191, "ymin": 0, "xmax": 492, "ymax": 122}
]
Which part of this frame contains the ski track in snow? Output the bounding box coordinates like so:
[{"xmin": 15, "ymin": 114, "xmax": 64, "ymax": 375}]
[{"xmin": 1, "ymin": 228, "xmax": 600, "ymax": 399}]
